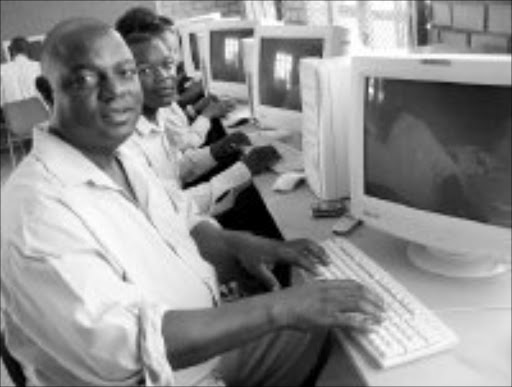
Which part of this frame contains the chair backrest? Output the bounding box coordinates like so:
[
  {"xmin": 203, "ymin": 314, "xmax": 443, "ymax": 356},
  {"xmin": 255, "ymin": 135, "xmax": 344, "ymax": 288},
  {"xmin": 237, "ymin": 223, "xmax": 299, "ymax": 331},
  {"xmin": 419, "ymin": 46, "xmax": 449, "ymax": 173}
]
[{"xmin": 2, "ymin": 97, "xmax": 49, "ymax": 137}]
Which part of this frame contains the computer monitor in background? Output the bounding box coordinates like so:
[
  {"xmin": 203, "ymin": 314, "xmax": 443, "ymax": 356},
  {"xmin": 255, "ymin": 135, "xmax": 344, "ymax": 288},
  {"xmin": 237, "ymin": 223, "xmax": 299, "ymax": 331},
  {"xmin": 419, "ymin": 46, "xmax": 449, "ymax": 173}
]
[
  {"xmin": 349, "ymin": 52, "xmax": 511, "ymax": 277},
  {"xmin": 203, "ymin": 20, "xmax": 256, "ymax": 101},
  {"xmin": 252, "ymin": 25, "xmax": 350, "ymax": 133},
  {"xmin": 176, "ymin": 13, "xmax": 222, "ymax": 79},
  {"xmin": 178, "ymin": 23, "xmax": 206, "ymax": 79}
]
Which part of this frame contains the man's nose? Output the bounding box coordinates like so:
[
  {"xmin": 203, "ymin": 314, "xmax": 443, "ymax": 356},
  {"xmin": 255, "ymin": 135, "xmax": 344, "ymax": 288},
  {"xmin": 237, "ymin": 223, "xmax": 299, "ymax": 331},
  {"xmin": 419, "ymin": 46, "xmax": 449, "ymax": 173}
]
[
  {"xmin": 100, "ymin": 76, "xmax": 129, "ymax": 101},
  {"xmin": 154, "ymin": 66, "xmax": 176, "ymax": 81}
]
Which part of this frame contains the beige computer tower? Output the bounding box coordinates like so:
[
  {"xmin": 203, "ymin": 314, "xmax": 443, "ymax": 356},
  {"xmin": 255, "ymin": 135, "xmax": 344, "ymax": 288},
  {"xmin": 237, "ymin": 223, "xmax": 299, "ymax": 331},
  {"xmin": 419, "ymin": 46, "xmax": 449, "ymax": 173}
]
[{"xmin": 299, "ymin": 56, "xmax": 352, "ymax": 200}]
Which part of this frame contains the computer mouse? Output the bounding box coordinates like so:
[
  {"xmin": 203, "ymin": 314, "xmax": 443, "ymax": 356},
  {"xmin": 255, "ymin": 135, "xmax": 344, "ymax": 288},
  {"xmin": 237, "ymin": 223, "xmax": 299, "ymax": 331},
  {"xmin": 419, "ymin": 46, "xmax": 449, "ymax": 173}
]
[{"xmin": 272, "ymin": 172, "xmax": 306, "ymax": 193}]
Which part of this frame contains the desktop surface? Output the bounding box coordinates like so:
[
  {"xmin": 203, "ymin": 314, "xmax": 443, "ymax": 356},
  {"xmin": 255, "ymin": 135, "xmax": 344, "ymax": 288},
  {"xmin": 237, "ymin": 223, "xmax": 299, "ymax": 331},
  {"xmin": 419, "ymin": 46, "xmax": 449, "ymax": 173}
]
[{"xmin": 252, "ymin": 172, "xmax": 512, "ymax": 386}]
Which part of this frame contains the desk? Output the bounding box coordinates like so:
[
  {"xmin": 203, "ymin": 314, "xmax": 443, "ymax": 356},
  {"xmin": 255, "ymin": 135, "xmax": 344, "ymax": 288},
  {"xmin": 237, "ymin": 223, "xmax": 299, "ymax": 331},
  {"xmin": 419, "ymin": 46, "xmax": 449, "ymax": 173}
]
[{"xmin": 253, "ymin": 173, "xmax": 512, "ymax": 386}]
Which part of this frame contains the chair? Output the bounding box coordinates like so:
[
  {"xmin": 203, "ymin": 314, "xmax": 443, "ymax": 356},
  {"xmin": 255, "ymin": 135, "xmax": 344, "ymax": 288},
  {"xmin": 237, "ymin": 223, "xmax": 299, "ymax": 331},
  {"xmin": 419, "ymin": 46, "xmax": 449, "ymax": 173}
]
[{"xmin": 2, "ymin": 97, "xmax": 49, "ymax": 168}]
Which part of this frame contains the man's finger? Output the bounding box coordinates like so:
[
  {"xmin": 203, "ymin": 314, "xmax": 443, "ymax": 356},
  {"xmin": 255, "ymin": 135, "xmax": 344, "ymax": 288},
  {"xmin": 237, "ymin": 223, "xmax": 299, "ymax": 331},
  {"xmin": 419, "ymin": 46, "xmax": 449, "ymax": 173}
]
[
  {"xmin": 256, "ymin": 265, "xmax": 281, "ymax": 291},
  {"xmin": 334, "ymin": 312, "xmax": 382, "ymax": 333}
]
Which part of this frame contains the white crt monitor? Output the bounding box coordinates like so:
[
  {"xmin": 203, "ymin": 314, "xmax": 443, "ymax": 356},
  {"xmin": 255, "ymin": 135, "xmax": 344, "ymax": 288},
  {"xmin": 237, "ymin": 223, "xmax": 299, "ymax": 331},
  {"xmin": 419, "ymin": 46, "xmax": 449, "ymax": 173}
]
[
  {"xmin": 252, "ymin": 25, "xmax": 349, "ymax": 133},
  {"xmin": 349, "ymin": 52, "xmax": 512, "ymax": 278},
  {"xmin": 202, "ymin": 20, "xmax": 256, "ymax": 100}
]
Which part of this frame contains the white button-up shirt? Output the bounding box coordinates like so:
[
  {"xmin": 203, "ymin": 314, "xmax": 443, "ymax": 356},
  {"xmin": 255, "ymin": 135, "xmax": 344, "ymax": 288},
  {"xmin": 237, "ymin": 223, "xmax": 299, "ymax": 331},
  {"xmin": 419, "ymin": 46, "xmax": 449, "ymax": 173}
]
[
  {"xmin": 127, "ymin": 111, "xmax": 251, "ymax": 216},
  {"xmin": 0, "ymin": 54, "xmax": 41, "ymax": 106},
  {"xmin": 0, "ymin": 127, "xmax": 224, "ymax": 386},
  {"xmin": 160, "ymin": 102, "xmax": 210, "ymax": 151}
]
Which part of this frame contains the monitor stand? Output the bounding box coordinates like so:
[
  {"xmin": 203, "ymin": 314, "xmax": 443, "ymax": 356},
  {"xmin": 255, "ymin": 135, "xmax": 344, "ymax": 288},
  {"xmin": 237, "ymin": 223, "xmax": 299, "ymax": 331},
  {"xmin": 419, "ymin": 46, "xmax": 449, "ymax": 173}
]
[{"xmin": 406, "ymin": 243, "xmax": 511, "ymax": 278}]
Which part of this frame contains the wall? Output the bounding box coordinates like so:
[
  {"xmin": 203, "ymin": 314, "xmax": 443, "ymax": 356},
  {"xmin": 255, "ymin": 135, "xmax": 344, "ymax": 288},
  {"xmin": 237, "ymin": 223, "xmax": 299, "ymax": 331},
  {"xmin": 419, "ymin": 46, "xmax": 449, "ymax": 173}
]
[
  {"xmin": 280, "ymin": 0, "xmax": 308, "ymax": 24},
  {"xmin": 0, "ymin": 0, "xmax": 157, "ymax": 40},
  {"xmin": 429, "ymin": 0, "xmax": 511, "ymax": 53},
  {"xmin": 158, "ymin": 0, "xmax": 242, "ymax": 21}
]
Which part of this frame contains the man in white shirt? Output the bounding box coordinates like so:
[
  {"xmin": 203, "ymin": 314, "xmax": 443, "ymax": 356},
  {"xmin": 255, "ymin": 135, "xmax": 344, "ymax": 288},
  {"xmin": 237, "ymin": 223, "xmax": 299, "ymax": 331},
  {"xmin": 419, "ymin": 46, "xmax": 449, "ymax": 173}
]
[
  {"xmin": 0, "ymin": 36, "xmax": 41, "ymax": 106},
  {"xmin": 0, "ymin": 18, "xmax": 385, "ymax": 386}
]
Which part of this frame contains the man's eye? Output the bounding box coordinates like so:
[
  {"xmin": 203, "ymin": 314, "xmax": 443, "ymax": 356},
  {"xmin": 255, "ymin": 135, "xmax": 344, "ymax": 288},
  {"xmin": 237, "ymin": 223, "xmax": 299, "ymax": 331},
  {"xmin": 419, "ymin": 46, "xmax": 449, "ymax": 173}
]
[
  {"xmin": 70, "ymin": 73, "xmax": 98, "ymax": 89},
  {"xmin": 162, "ymin": 60, "xmax": 176, "ymax": 72}
]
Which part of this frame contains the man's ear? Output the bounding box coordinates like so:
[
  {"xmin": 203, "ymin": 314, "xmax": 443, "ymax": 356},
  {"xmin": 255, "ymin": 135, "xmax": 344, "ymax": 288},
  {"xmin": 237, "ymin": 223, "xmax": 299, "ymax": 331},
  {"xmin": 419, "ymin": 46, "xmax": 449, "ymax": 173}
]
[{"xmin": 35, "ymin": 75, "xmax": 54, "ymax": 107}]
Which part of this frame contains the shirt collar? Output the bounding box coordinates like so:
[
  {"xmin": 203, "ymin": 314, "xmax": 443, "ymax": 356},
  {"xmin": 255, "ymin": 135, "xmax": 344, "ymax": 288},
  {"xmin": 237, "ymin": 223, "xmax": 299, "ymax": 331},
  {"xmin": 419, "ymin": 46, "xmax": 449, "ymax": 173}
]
[
  {"xmin": 32, "ymin": 126, "xmax": 121, "ymax": 189},
  {"xmin": 136, "ymin": 112, "xmax": 165, "ymax": 136}
]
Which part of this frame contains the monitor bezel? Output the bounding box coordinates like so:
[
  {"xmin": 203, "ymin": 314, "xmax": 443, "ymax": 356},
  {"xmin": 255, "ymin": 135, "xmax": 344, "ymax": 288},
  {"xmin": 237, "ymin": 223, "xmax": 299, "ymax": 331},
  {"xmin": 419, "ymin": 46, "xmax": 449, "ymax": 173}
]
[
  {"xmin": 177, "ymin": 23, "xmax": 209, "ymax": 79},
  {"xmin": 349, "ymin": 52, "xmax": 512, "ymax": 259},
  {"xmin": 202, "ymin": 20, "xmax": 257, "ymax": 101},
  {"xmin": 252, "ymin": 25, "xmax": 349, "ymax": 132}
]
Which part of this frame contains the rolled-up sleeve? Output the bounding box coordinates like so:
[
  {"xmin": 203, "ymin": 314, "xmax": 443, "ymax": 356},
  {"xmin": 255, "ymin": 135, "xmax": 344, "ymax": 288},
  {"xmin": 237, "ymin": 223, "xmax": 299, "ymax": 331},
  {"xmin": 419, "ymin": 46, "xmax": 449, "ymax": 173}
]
[
  {"xmin": 1, "ymin": 198, "xmax": 175, "ymax": 386},
  {"xmin": 186, "ymin": 162, "xmax": 252, "ymax": 216}
]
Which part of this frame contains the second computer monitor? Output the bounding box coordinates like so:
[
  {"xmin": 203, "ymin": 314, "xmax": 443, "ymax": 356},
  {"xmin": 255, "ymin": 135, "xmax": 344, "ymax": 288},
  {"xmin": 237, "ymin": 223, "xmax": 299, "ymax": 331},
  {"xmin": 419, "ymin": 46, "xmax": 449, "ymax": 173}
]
[
  {"xmin": 252, "ymin": 25, "xmax": 349, "ymax": 132},
  {"xmin": 203, "ymin": 20, "xmax": 256, "ymax": 101}
]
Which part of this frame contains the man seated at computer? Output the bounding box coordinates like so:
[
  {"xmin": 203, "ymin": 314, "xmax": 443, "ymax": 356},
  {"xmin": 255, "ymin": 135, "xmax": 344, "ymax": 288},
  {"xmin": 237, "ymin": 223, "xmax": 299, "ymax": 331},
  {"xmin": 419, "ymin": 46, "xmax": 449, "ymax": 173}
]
[
  {"xmin": 120, "ymin": 30, "xmax": 280, "ymax": 221},
  {"xmin": 0, "ymin": 18, "xmax": 386, "ymax": 386},
  {"xmin": 116, "ymin": 11, "xmax": 289, "ymax": 257}
]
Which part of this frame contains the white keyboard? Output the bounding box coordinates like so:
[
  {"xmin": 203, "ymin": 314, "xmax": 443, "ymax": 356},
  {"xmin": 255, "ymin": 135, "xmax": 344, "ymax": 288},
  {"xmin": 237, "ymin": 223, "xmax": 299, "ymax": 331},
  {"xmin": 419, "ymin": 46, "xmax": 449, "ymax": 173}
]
[{"xmin": 315, "ymin": 238, "xmax": 458, "ymax": 369}]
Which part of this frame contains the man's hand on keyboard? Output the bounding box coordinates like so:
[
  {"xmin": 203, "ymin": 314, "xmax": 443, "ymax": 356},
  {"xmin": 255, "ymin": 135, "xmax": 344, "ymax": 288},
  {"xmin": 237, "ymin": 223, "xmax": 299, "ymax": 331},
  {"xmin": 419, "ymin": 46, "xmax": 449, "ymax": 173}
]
[
  {"xmin": 200, "ymin": 96, "xmax": 236, "ymax": 119},
  {"xmin": 271, "ymin": 279, "xmax": 386, "ymax": 333},
  {"xmin": 242, "ymin": 145, "xmax": 281, "ymax": 175},
  {"xmin": 210, "ymin": 132, "xmax": 251, "ymax": 162},
  {"xmin": 228, "ymin": 235, "xmax": 330, "ymax": 291}
]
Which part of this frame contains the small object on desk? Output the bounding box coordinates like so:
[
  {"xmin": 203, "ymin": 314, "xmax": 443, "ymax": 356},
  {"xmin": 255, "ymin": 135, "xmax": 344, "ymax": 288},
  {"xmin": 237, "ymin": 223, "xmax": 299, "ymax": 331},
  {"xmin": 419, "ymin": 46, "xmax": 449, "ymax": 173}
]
[
  {"xmin": 332, "ymin": 213, "xmax": 362, "ymax": 235},
  {"xmin": 272, "ymin": 172, "xmax": 306, "ymax": 192},
  {"xmin": 311, "ymin": 198, "xmax": 347, "ymax": 218}
]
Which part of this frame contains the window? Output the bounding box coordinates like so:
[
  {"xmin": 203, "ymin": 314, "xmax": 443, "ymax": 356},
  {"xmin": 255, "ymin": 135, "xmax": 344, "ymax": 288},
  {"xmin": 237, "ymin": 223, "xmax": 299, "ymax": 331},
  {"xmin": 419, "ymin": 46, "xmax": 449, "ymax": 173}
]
[
  {"xmin": 303, "ymin": 1, "xmax": 414, "ymax": 50},
  {"xmin": 274, "ymin": 51, "xmax": 293, "ymax": 89},
  {"xmin": 225, "ymin": 37, "xmax": 240, "ymax": 66}
]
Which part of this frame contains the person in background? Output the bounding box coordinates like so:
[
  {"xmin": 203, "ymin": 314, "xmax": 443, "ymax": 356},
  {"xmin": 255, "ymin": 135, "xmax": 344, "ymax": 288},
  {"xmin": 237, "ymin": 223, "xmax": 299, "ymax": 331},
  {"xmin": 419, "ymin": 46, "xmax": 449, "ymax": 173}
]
[
  {"xmin": 0, "ymin": 36, "xmax": 41, "ymax": 106},
  {"xmin": 0, "ymin": 18, "xmax": 385, "ymax": 386}
]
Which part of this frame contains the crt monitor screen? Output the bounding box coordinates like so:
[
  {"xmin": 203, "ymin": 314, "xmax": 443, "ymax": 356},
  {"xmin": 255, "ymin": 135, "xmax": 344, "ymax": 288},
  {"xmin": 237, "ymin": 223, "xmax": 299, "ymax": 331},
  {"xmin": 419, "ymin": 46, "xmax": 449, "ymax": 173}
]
[
  {"xmin": 210, "ymin": 28, "xmax": 254, "ymax": 83},
  {"xmin": 189, "ymin": 32, "xmax": 200, "ymax": 72},
  {"xmin": 364, "ymin": 77, "xmax": 511, "ymax": 228},
  {"xmin": 259, "ymin": 37, "xmax": 323, "ymax": 112}
]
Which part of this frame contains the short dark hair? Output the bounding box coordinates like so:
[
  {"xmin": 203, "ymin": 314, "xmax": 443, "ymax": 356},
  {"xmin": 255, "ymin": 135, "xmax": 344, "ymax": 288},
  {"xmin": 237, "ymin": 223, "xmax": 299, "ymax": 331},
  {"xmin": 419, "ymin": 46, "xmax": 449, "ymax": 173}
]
[
  {"xmin": 9, "ymin": 36, "xmax": 30, "ymax": 56},
  {"xmin": 115, "ymin": 7, "xmax": 174, "ymax": 39},
  {"xmin": 124, "ymin": 32, "xmax": 156, "ymax": 48}
]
